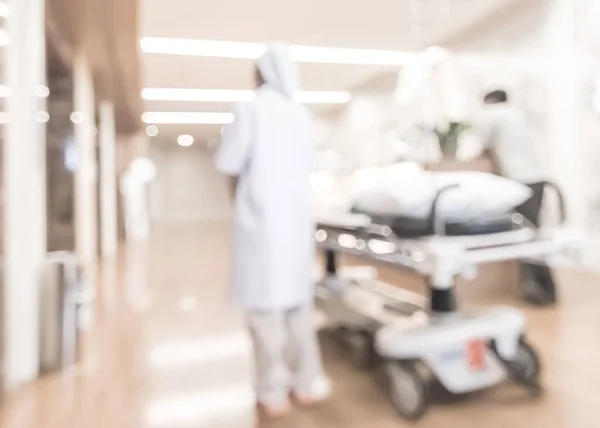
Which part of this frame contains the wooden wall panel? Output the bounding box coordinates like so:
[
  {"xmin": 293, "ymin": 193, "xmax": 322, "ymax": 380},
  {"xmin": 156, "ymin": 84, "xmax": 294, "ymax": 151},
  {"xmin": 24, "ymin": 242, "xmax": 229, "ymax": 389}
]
[{"xmin": 46, "ymin": 0, "xmax": 141, "ymax": 134}]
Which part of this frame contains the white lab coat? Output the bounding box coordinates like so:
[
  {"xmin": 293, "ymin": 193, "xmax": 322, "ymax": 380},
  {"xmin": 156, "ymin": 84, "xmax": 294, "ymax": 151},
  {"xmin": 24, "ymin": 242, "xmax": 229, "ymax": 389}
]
[
  {"xmin": 215, "ymin": 87, "xmax": 315, "ymax": 311},
  {"xmin": 477, "ymin": 104, "xmax": 546, "ymax": 183}
]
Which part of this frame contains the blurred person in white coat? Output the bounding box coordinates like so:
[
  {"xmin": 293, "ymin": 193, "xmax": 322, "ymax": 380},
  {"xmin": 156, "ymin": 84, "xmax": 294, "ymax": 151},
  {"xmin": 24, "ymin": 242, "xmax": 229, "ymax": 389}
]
[
  {"xmin": 478, "ymin": 89, "xmax": 556, "ymax": 306},
  {"xmin": 119, "ymin": 157, "xmax": 155, "ymax": 241},
  {"xmin": 215, "ymin": 44, "xmax": 329, "ymax": 420}
]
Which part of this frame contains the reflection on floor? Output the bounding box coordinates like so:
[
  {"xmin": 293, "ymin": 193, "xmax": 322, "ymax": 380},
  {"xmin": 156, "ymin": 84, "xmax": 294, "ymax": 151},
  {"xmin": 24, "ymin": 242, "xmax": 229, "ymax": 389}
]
[
  {"xmin": 0, "ymin": 221, "xmax": 599, "ymax": 428},
  {"xmin": 0, "ymin": 222, "xmax": 255, "ymax": 428}
]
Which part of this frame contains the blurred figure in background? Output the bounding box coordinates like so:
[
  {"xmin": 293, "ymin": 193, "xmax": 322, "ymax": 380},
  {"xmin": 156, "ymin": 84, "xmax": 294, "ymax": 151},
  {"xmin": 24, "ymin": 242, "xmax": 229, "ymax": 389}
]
[
  {"xmin": 214, "ymin": 44, "xmax": 330, "ymax": 420},
  {"xmin": 120, "ymin": 157, "xmax": 156, "ymax": 242},
  {"xmin": 479, "ymin": 89, "xmax": 557, "ymax": 305}
]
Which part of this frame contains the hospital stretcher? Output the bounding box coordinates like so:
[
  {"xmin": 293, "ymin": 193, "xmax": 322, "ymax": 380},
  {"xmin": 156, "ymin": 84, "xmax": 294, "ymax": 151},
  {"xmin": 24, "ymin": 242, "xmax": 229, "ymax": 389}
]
[{"xmin": 314, "ymin": 186, "xmax": 576, "ymax": 420}]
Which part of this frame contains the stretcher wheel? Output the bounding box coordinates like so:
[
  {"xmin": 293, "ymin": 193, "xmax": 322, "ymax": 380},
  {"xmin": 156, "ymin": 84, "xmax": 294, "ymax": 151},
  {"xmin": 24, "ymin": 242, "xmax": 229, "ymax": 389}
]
[
  {"xmin": 331, "ymin": 326, "xmax": 353, "ymax": 348},
  {"xmin": 510, "ymin": 339, "xmax": 543, "ymax": 396},
  {"xmin": 491, "ymin": 337, "xmax": 543, "ymax": 396},
  {"xmin": 521, "ymin": 263, "xmax": 557, "ymax": 307},
  {"xmin": 347, "ymin": 331, "xmax": 376, "ymax": 369},
  {"xmin": 386, "ymin": 361, "xmax": 429, "ymax": 420}
]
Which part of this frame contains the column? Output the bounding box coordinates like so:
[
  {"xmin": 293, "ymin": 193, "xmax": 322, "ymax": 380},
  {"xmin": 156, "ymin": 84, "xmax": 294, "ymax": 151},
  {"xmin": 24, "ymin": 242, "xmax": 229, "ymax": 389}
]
[
  {"xmin": 99, "ymin": 101, "xmax": 117, "ymax": 257},
  {"xmin": 73, "ymin": 54, "xmax": 97, "ymax": 287},
  {"xmin": 542, "ymin": 0, "xmax": 585, "ymax": 229},
  {"xmin": 4, "ymin": 0, "xmax": 47, "ymax": 386}
]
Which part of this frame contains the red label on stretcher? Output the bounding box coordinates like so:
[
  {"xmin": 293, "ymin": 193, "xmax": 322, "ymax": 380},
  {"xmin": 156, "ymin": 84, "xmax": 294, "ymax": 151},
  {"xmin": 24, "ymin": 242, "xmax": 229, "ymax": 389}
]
[{"xmin": 467, "ymin": 340, "xmax": 486, "ymax": 370}]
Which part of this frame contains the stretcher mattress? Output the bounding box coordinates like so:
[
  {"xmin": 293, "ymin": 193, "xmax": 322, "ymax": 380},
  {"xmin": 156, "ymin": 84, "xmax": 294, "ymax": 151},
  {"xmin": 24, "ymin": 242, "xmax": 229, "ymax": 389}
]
[
  {"xmin": 341, "ymin": 206, "xmax": 518, "ymax": 238},
  {"xmin": 367, "ymin": 213, "xmax": 518, "ymax": 238}
]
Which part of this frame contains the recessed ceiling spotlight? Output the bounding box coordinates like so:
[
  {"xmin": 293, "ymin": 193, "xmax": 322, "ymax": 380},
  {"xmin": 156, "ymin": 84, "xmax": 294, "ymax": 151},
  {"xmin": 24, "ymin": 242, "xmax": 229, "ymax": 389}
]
[
  {"xmin": 36, "ymin": 111, "xmax": 50, "ymax": 123},
  {"xmin": 70, "ymin": 112, "xmax": 85, "ymax": 124},
  {"xmin": 36, "ymin": 85, "xmax": 50, "ymax": 98},
  {"xmin": 177, "ymin": 134, "xmax": 194, "ymax": 147},
  {"xmin": 146, "ymin": 125, "xmax": 159, "ymax": 137}
]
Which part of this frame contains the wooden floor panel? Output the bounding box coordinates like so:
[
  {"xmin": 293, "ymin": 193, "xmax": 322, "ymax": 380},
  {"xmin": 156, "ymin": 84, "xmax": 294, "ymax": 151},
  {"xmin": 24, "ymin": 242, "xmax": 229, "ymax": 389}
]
[{"xmin": 0, "ymin": 221, "xmax": 598, "ymax": 428}]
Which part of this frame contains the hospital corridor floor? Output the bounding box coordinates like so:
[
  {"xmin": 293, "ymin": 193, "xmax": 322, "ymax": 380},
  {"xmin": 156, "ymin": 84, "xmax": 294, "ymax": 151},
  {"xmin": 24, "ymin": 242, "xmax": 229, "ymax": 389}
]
[{"xmin": 0, "ymin": 221, "xmax": 599, "ymax": 427}]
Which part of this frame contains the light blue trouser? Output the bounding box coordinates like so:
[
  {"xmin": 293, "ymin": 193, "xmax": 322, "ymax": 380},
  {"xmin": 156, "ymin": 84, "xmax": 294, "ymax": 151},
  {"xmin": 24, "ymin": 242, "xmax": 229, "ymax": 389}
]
[{"xmin": 247, "ymin": 304, "xmax": 327, "ymax": 405}]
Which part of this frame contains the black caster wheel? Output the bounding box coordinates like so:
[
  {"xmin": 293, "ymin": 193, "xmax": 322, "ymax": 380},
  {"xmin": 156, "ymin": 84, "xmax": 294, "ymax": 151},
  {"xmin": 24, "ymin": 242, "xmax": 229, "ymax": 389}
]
[
  {"xmin": 331, "ymin": 326, "xmax": 350, "ymax": 341},
  {"xmin": 347, "ymin": 331, "xmax": 376, "ymax": 369},
  {"xmin": 523, "ymin": 287, "xmax": 557, "ymax": 307},
  {"xmin": 511, "ymin": 338, "xmax": 543, "ymax": 396},
  {"xmin": 331, "ymin": 326, "xmax": 354, "ymax": 347},
  {"xmin": 521, "ymin": 264, "xmax": 558, "ymax": 307},
  {"xmin": 386, "ymin": 361, "xmax": 430, "ymax": 420},
  {"xmin": 493, "ymin": 337, "xmax": 543, "ymax": 396}
]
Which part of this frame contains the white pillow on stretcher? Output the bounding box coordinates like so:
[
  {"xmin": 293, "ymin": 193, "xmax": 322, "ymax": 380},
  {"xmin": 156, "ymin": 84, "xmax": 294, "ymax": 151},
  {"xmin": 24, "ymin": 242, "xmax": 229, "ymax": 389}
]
[{"xmin": 352, "ymin": 168, "xmax": 532, "ymax": 222}]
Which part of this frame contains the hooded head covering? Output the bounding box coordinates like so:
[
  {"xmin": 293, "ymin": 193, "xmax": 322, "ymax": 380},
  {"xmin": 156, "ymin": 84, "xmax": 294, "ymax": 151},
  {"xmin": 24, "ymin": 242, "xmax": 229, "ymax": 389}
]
[{"xmin": 257, "ymin": 43, "xmax": 301, "ymax": 98}]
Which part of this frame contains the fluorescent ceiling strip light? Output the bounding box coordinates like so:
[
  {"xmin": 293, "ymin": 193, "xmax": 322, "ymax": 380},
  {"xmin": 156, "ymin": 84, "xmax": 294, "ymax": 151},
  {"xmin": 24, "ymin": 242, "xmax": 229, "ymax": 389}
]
[
  {"xmin": 141, "ymin": 88, "xmax": 352, "ymax": 104},
  {"xmin": 141, "ymin": 38, "xmax": 265, "ymax": 60},
  {"xmin": 289, "ymin": 45, "xmax": 413, "ymax": 65},
  {"xmin": 141, "ymin": 111, "xmax": 234, "ymax": 125},
  {"xmin": 140, "ymin": 37, "xmax": 415, "ymax": 66}
]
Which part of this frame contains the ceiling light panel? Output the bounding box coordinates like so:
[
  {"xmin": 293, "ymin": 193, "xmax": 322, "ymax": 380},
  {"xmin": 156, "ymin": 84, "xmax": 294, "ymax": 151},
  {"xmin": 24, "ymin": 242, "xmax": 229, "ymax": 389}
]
[
  {"xmin": 142, "ymin": 88, "xmax": 253, "ymax": 103},
  {"xmin": 141, "ymin": 37, "xmax": 415, "ymax": 66},
  {"xmin": 289, "ymin": 45, "xmax": 413, "ymax": 66},
  {"xmin": 142, "ymin": 112, "xmax": 234, "ymax": 125},
  {"xmin": 142, "ymin": 88, "xmax": 352, "ymax": 104}
]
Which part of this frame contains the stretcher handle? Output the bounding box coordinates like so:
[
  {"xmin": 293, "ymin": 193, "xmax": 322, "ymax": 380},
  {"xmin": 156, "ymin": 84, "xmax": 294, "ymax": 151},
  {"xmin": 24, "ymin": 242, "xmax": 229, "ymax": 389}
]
[
  {"xmin": 430, "ymin": 184, "xmax": 460, "ymax": 236},
  {"xmin": 540, "ymin": 181, "xmax": 566, "ymax": 225}
]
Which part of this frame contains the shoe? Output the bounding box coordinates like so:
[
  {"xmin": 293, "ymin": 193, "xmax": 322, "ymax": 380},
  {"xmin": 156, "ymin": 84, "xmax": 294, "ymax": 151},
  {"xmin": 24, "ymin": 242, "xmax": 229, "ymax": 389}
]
[
  {"xmin": 293, "ymin": 377, "xmax": 332, "ymax": 408},
  {"xmin": 257, "ymin": 400, "xmax": 291, "ymax": 420}
]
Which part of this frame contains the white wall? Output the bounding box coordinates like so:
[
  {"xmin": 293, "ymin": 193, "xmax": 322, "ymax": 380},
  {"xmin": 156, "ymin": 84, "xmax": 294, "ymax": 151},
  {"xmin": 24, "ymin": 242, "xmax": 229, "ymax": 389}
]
[
  {"xmin": 316, "ymin": 94, "xmax": 405, "ymax": 169},
  {"xmin": 445, "ymin": 0, "xmax": 546, "ymax": 53},
  {"xmin": 149, "ymin": 143, "xmax": 231, "ymax": 223}
]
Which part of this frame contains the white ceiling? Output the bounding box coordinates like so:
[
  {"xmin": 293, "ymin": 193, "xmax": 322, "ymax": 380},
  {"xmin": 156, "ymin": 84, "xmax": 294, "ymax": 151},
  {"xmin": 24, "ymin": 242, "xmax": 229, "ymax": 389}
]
[{"xmin": 139, "ymin": 0, "xmax": 519, "ymax": 145}]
